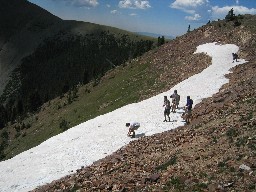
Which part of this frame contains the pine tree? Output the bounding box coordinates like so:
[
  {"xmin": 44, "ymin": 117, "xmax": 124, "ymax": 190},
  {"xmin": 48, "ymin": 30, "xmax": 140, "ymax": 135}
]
[
  {"xmin": 157, "ymin": 36, "xmax": 161, "ymax": 46},
  {"xmin": 157, "ymin": 36, "xmax": 165, "ymax": 46},
  {"xmin": 161, "ymin": 36, "xmax": 165, "ymax": 45}
]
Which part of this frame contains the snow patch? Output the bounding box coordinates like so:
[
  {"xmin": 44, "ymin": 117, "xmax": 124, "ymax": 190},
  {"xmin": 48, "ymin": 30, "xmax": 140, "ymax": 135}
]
[{"xmin": 0, "ymin": 42, "xmax": 247, "ymax": 192}]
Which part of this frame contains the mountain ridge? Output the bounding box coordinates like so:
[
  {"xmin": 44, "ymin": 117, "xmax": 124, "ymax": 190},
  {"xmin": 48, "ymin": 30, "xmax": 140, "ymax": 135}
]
[
  {"xmin": 0, "ymin": 0, "xmax": 158, "ymax": 128},
  {"xmin": 0, "ymin": 0, "xmax": 156, "ymax": 97},
  {"xmin": 0, "ymin": 0, "xmax": 61, "ymax": 94},
  {"xmin": 136, "ymin": 32, "xmax": 175, "ymax": 39}
]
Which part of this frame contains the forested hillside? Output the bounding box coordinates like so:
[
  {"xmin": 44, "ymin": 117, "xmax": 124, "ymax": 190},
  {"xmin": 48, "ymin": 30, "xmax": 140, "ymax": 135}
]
[
  {"xmin": 0, "ymin": 0, "xmax": 156, "ymax": 130},
  {"xmin": 0, "ymin": 31, "xmax": 154, "ymax": 123},
  {"xmin": 0, "ymin": 0, "xmax": 62, "ymax": 94},
  {"xmin": 0, "ymin": 0, "xmax": 60, "ymax": 44}
]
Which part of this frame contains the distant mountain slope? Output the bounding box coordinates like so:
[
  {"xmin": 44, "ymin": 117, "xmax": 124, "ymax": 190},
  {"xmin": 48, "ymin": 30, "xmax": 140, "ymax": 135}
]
[
  {"xmin": 136, "ymin": 32, "xmax": 175, "ymax": 39},
  {"xmin": 0, "ymin": 0, "xmax": 156, "ymax": 97},
  {"xmin": 0, "ymin": 0, "xmax": 60, "ymax": 43},
  {"xmin": 0, "ymin": 0, "xmax": 63, "ymax": 94},
  {"xmin": 0, "ymin": 0, "xmax": 156, "ymax": 126}
]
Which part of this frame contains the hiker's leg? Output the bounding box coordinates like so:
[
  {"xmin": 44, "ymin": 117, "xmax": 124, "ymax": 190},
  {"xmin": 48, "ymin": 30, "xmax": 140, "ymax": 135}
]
[
  {"xmin": 131, "ymin": 131, "xmax": 135, "ymax": 138},
  {"xmin": 184, "ymin": 113, "xmax": 188, "ymax": 123},
  {"xmin": 127, "ymin": 128, "xmax": 131, "ymax": 136},
  {"xmin": 187, "ymin": 110, "xmax": 192, "ymax": 123},
  {"xmin": 164, "ymin": 111, "xmax": 167, "ymax": 121}
]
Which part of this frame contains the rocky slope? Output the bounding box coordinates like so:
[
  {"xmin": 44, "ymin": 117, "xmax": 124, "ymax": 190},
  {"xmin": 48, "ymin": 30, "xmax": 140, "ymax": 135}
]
[
  {"xmin": 32, "ymin": 62, "xmax": 256, "ymax": 192},
  {"xmin": 31, "ymin": 15, "xmax": 256, "ymax": 192}
]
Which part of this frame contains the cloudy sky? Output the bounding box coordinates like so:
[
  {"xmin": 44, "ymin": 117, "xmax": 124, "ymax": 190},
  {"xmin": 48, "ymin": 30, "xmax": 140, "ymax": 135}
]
[{"xmin": 28, "ymin": 0, "xmax": 256, "ymax": 36}]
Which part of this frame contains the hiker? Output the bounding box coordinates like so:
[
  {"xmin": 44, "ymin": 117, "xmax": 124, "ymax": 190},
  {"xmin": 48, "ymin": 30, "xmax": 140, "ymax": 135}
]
[
  {"xmin": 183, "ymin": 96, "xmax": 193, "ymax": 124},
  {"xmin": 171, "ymin": 98, "xmax": 176, "ymax": 113},
  {"xmin": 232, "ymin": 53, "xmax": 238, "ymax": 62},
  {"xmin": 163, "ymin": 96, "xmax": 171, "ymax": 122},
  {"xmin": 126, "ymin": 122, "xmax": 140, "ymax": 138},
  {"xmin": 170, "ymin": 90, "xmax": 180, "ymax": 112}
]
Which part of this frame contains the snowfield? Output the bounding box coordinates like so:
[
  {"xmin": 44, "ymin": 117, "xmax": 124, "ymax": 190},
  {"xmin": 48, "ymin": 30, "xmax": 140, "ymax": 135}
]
[{"xmin": 0, "ymin": 43, "xmax": 247, "ymax": 192}]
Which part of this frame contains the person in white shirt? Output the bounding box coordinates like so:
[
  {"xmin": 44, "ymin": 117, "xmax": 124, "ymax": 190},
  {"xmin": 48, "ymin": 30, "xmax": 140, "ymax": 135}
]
[
  {"xmin": 170, "ymin": 90, "xmax": 180, "ymax": 111},
  {"xmin": 126, "ymin": 122, "xmax": 140, "ymax": 138}
]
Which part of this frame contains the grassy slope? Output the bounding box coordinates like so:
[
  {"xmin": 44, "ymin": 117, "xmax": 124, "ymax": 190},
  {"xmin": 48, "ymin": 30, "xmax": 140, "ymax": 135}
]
[{"xmin": 4, "ymin": 60, "xmax": 159, "ymax": 158}]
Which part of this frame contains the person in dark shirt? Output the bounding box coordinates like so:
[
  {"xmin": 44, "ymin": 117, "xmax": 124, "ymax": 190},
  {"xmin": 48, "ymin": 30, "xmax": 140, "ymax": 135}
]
[
  {"xmin": 183, "ymin": 96, "xmax": 193, "ymax": 124},
  {"xmin": 186, "ymin": 96, "xmax": 193, "ymax": 110},
  {"xmin": 163, "ymin": 96, "xmax": 171, "ymax": 122}
]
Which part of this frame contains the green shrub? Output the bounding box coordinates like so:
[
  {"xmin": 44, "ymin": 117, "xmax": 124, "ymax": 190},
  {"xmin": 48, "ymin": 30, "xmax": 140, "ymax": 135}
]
[
  {"xmin": 165, "ymin": 176, "xmax": 185, "ymax": 191},
  {"xmin": 156, "ymin": 156, "xmax": 177, "ymax": 171},
  {"xmin": 59, "ymin": 119, "xmax": 69, "ymax": 131},
  {"xmin": 1, "ymin": 130, "xmax": 9, "ymax": 140}
]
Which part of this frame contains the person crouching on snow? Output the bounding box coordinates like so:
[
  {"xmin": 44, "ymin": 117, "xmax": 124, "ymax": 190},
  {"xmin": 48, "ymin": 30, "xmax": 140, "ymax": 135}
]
[{"xmin": 126, "ymin": 122, "xmax": 140, "ymax": 138}]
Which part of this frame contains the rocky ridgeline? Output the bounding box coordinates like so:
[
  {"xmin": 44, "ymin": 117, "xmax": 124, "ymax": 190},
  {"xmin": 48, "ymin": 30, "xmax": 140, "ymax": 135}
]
[{"xmin": 32, "ymin": 16, "xmax": 256, "ymax": 192}]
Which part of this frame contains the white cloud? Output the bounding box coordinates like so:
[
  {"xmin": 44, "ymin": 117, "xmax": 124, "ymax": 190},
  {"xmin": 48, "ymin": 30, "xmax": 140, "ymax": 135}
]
[
  {"xmin": 130, "ymin": 13, "xmax": 137, "ymax": 16},
  {"xmin": 111, "ymin": 10, "xmax": 118, "ymax": 14},
  {"xmin": 170, "ymin": 0, "xmax": 209, "ymax": 14},
  {"xmin": 170, "ymin": 0, "xmax": 209, "ymax": 22},
  {"xmin": 106, "ymin": 4, "xmax": 111, "ymax": 8},
  {"xmin": 119, "ymin": 0, "xmax": 132, "ymax": 8},
  {"xmin": 119, "ymin": 0, "xmax": 151, "ymax": 9},
  {"xmin": 171, "ymin": 0, "xmax": 208, "ymax": 8},
  {"xmin": 73, "ymin": 0, "xmax": 98, "ymax": 7},
  {"xmin": 185, "ymin": 13, "xmax": 201, "ymax": 21},
  {"xmin": 52, "ymin": 0, "xmax": 99, "ymax": 7},
  {"xmin": 211, "ymin": 5, "xmax": 256, "ymax": 19}
]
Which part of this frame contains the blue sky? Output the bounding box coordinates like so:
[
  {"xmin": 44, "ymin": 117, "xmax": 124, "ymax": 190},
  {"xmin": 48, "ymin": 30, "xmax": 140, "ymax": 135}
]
[{"xmin": 28, "ymin": 0, "xmax": 256, "ymax": 37}]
